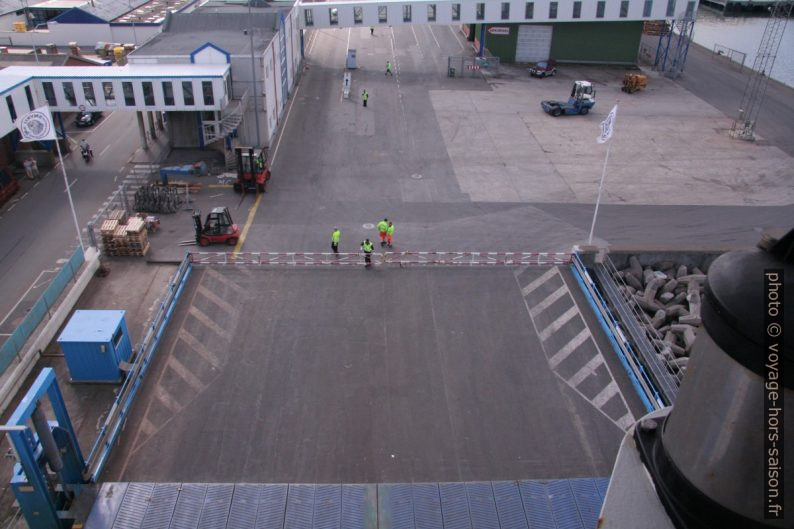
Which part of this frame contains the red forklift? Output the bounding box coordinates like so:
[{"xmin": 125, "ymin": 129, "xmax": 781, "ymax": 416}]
[
  {"xmin": 233, "ymin": 146, "xmax": 270, "ymax": 194},
  {"xmin": 193, "ymin": 207, "xmax": 240, "ymax": 246}
]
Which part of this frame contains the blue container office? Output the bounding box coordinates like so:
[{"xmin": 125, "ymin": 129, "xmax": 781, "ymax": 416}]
[{"xmin": 57, "ymin": 310, "xmax": 132, "ymax": 383}]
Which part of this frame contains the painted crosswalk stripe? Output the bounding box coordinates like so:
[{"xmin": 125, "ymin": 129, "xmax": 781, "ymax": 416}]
[
  {"xmin": 538, "ymin": 305, "xmax": 579, "ymax": 342},
  {"xmin": 529, "ymin": 285, "xmax": 567, "ymax": 318},
  {"xmin": 187, "ymin": 305, "xmax": 231, "ymax": 341},
  {"xmin": 567, "ymin": 354, "xmax": 604, "ymax": 387},
  {"xmin": 178, "ymin": 328, "xmax": 222, "ymax": 368},
  {"xmin": 196, "ymin": 284, "xmax": 239, "ymax": 315},
  {"xmin": 166, "ymin": 356, "xmax": 205, "ymax": 393},
  {"xmin": 593, "ymin": 380, "xmax": 619, "ymax": 409},
  {"xmin": 548, "ymin": 327, "xmax": 591, "ymax": 369},
  {"xmin": 616, "ymin": 412, "xmax": 635, "ymax": 430},
  {"xmin": 155, "ymin": 385, "xmax": 182, "ymax": 414},
  {"xmin": 521, "ymin": 267, "xmax": 558, "ymax": 297}
]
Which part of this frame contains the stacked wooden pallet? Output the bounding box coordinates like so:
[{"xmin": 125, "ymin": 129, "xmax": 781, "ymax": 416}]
[{"xmin": 100, "ymin": 213, "xmax": 149, "ymax": 257}]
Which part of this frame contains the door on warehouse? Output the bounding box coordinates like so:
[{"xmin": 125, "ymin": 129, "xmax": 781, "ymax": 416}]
[{"xmin": 515, "ymin": 25, "xmax": 553, "ymax": 63}]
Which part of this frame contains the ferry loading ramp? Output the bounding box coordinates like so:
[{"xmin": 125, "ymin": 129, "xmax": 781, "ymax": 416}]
[{"xmin": 99, "ymin": 258, "xmax": 646, "ymax": 485}]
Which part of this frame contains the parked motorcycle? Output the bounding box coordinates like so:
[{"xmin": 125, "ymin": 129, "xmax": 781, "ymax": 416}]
[{"xmin": 81, "ymin": 147, "xmax": 93, "ymax": 163}]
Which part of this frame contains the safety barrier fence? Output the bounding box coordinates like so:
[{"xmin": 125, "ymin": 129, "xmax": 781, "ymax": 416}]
[
  {"xmin": 571, "ymin": 252, "xmax": 661, "ymax": 413},
  {"xmin": 0, "ymin": 247, "xmax": 84, "ymax": 375},
  {"xmin": 85, "ymin": 254, "xmax": 192, "ymax": 482},
  {"xmin": 189, "ymin": 251, "xmax": 573, "ymax": 266}
]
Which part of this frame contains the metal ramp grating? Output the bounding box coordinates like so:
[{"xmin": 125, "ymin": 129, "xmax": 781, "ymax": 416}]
[{"xmin": 88, "ymin": 479, "xmax": 609, "ymax": 529}]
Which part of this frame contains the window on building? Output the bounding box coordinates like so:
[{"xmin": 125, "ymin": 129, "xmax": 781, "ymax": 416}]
[
  {"xmin": 685, "ymin": 0, "xmax": 695, "ymax": 17},
  {"xmin": 596, "ymin": 0, "xmax": 605, "ymax": 17},
  {"xmin": 549, "ymin": 2, "xmax": 557, "ymax": 19},
  {"xmin": 82, "ymin": 81, "xmax": 95, "ymax": 105},
  {"xmin": 452, "ymin": 3, "xmax": 460, "ymax": 20},
  {"xmin": 182, "ymin": 81, "xmax": 194, "ymax": 105},
  {"xmin": 378, "ymin": 5, "xmax": 387, "ymax": 23},
  {"xmin": 353, "ymin": 6, "xmax": 363, "ymax": 24},
  {"xmin": 501, "ymin": 2, "xmax": 510, "ymax": 19},
  {"xmin": 620, "ymin": 0, "xmax": 629, "ymax": 17},
  {"xmin": 24, "ymin": 86, "xmax": 34, "ymax": 111},
  {"xmin": 666, "ymin": 0, "xmax": 676, "ymax": 17},
  {"xmin": 6, "ymin": 96, "xmax": 16, "ymax": 122},
  {"xmin": 62, "ymin": 82, "xmax": 76, "ymax": 106},
  {"xmin": 162, "ymin": 82, "xmax": 174, "ymax": 106},
  {"xmin": 202, "ymin": 81, "xmax": 214, "ymax": 106},
  {"xmin": 329, "ymin": 8, "xmax": 338, "ymax": 25},
  {"xmin": 573, "ymin": 1, "xmax": 581, "ymax": 18},
  {"xmin": 122, "ymin": 82, "xmax": 135, "ymax": 106},
  {"xmin": 428, "ymin": 4, "xmax": 436, "ymax": 21},
  {"xmin": 304, "ymin": 9, "xmax": 313, "ymax": 26},
  {"xmin": 103, "ymin": 82, "xmax": 115, "ymax": 105},
  {"xmin": 476, "ymin": 3, "xmax": 485, "ymax": 20},
  {"xmin": 643, "ymin": 0, "xmax": 653, "ymax": 16},
  {"xmin": 525, "ymin": 2, "xmax": 534, "ymax": 19},
  {"xmin": 403, "ymin": 4, "xmax": 411, "ymax": 21},
  {"xmin": 142, "ymin": 82, "xmax": 155, "ymax": 106},
  {"xmin": 43, "ymin": 82, "xmax": 57, "ymax": 106}
]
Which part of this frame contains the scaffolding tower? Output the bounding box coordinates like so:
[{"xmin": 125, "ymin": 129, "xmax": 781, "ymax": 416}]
[
  {"xmin": 653, "ymin": 16, "xmax": 696, "ymax": 78},
  {"xmin": 731, "ymin": 1, "xmax": 793, "ymax": 141}
]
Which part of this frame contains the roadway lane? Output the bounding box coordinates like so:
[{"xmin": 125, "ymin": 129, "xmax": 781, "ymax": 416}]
[{"xmin": 0, "ymin": 110, "xmax": 142, "ymax": 338}]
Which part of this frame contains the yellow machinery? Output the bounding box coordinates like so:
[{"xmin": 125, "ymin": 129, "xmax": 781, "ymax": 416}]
[{"xmin": 622, "ymin": 73, "xmax": 648, "ymax": 94}]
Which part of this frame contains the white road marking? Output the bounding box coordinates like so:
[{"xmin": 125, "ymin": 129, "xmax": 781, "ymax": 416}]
[
  {"xmin": 63, "ymin": 178, "xmax": 78, "ymax": 192},
  {"xmin": 449, "ymin": 25, "xmax": 465, "ymax": 50},
  {"xmin": 155, "ymin": 385, "xmax": 182, "ymax": 413},
  {"xmin": 548, "ymin": 327, "xmax": 591, "ymax": 369},
  {"xmin": 7, "ymin": 203, "xmax": 15, "ymax": 211},
  {"xmin": 346, "ymin": 27, "xmax": 351, "ymax": 61},
  {"xmin": 528, "ymin": 285, "xmax": 566, "ymax": 317},
  {"xmin": 567, "ymin": 354, "xmax": 604, "ymax": 388},
  {"xmin": 33, "ymin": 181, "xmax": 40, "ymax": 188},
  {"xmin": 539, "ymin": 305, "xmax": 579, "ymax": 342},
  {"xmin": 410, "ymin": 24, "xmax": 420, "ymax": 47},
  {"xmin": 196, "ymin": 284, "xmax": 239, "ymax": 315},
  {"xmin": 428, "ymin": 25, "xmax": 441, "ymax": 48},
  {"xmin": 20, "ymin": 192, "xmax": 28, "ymax": 200},
  {"xmin": 521, "ymin": 267, "xmax": 558, "ymax": 296},
  {"xmin": 178, "ymin": 327, "xmax": 222, "ymax": 368},
  {"xmin": 99, "ymin": 144, "xmax": 110, "ymax": 157},
  {"xmin": 617, "ymin": 412, "xmax": 635, "ymax": 430},
  {"xmin": 593, "ymin": 380, "xmax": 619, "ymax": 408},
  {"xmin": 166, "ymin": 356, "xmax": 205, "ymax": 392}
]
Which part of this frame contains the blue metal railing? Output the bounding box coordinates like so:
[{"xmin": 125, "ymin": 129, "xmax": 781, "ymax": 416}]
[
  {"xmin": 0, "ymin": 247, "xmax": 84, "ymax": 374},
  {"xmin": 85, "ymin": 253, "xmax": 192, "ymax": 482},
  {"xmin": 570, "ymin": 252, "xmax": 662, "ymax": 413}
]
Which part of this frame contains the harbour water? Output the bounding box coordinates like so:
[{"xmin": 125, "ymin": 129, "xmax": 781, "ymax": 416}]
[{"xmin": 692, "ymin": 7, "xmax": 794, "ymax": 88}]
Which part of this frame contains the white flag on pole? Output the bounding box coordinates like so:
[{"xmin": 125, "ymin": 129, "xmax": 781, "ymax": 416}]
[
  {"xmin": 597, "ymin": 104, "xmax": 618, "ymax": 144},
  {"xmin": 16, "ymin": 106, "xmax": 57, "ymax": 142}
]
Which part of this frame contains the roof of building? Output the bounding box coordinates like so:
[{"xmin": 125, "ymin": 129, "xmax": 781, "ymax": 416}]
[{"xmin": 131, "ymin": 10, "xmax": 282, "ymax": 57}]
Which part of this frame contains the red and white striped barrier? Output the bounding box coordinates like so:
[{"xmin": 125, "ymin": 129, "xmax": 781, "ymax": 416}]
[{"xmin": 189, "ymin": 251, "xmax": 572, "ymax": 266}]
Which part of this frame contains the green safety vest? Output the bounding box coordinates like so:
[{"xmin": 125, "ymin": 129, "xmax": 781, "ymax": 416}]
[
  {"xmin": 362, "ymin": 91, "xmax": 369, "ymax": 101},
  {"xmin": 362, "ymin": 241, "xmax": 373, "ymax": 252},
  {"xmin": 377, "ymin": 220, "xmax": 388, "ymax": 232},
  {"xmin": 332, "ymin": 230, "xmax": 341, "ymax": 243},
  {"xmin": 387, "ymin": 224, "xmax": 394, "ymax": 235}
]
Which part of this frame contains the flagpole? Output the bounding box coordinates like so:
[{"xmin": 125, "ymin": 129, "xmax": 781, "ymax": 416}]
[
  {"xmin": 54, "ymin": 139, "xmax": 85, "ymax": 252},
  {"xmin": 588, "ymin": 140, "xmax": 611, "ymax": 245}
]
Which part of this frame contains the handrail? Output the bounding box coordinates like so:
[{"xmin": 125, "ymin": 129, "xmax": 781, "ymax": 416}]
[
  {"xmin": 189, "ymin": 251, "xmax": 573, "ymax": 266},
  {"xmin": 84, "ymin": 254, "xmax": 192, "ymax": 482}
]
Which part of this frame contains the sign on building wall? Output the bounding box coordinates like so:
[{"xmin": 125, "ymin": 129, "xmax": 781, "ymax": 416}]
[{"xmin": 487, "ymin": 27, "xmax": 510, "ymax": 35}]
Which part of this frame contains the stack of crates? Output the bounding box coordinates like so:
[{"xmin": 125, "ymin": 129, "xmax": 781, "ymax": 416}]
[{"xmin": 99, "ymin": 210, "xmax": 149, "ymax": 256}]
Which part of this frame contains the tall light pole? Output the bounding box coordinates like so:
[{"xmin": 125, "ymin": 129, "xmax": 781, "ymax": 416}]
[
  {"xmin": 248, "ymin": 0, "xmax": 261, "ymax": 146},
  {"xmin": 128, "ymin": 0, "xmax": 138, "ymax": 45},
  {"xmin": 30, "ymin": 22, "xmax": 47, "ymax": 63}
]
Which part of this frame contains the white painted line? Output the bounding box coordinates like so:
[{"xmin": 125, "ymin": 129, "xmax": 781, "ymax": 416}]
[
  {"xmin": 196, "ymin": 284, "xmax": 239, "ymax": 315},
  {"xmin": 528, "ymin": 285, "xmax": 567, "ymax": 318},
  {"xmin": 521, "ymin": 267, "xmax": 558, "ymax": 296},
  {"xmin": 166, "ymin": 356, "xmax": 205, "ymax": 393},
  {"xmin": 178, "ymin": 326, "xmax": 222, "ymax": 368},
  {"xmin": 64, "ymin": 178, "xmax": 78, "ymax": 192},
  {"xmin": 89, "ymin": 111, "xmax": 114, "ymax": 135},
  {"xmin": 593, "ymin": 380, "xmax": 619, "ymax": 408},
  {"xmin": 99, "ymin": 144, "xmax": 110, "ymax": 157},
  {"xmin": 346, "ymin": 27, "xmax": 351, "ymax": 61},
  {"xmin": 0, "ymin": 333, "xmax": 11, "ymax": 337},
  {"xmin": 20, "ymin": 192, "xmax": 28, "ymax": 200},
  {"xmin": 449, "ymin": 25, "xmax": 465, "ymax": 50},
  {"xmin": 567, "ymin": 354, "xmax": 604, "ymax": 388},
  {"xmin": 0, "ymin": 271, "xmax": 48, "ymax": 326},
  {"xmin": 119, "ymin": 166, "xmax": 125, "ymax": 172},
  {"xmin": 538, "ymin": 305, "xmax": 579, "ymax": 342},
  {"xmin": 155, "ymin": 385, "xmax": 183, "ymax": 414},
  {"xmin": 187, "ymin": 305, "xmax": 231, "ymax": 341},
  {"xmin": 548, "ymin": 327, "xmax": 591, "ymax": 369},
  {"xmin": 410, "ymin": 24, "xmax": 420, "ymax": 48},
  {"xmin": 428, "ymin": 25, "xmax": 441, "ymax": 48},
  {"xmin": 7, "ymin": 203, "xmax": 15, "ymax": 211},
  {"xmin": 616, "ymin": 412, "xmax": 636, "ymax": 430},
  {"xmin": 33, "ymin": 181, "xmax": 40, "ymax": 188}
]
